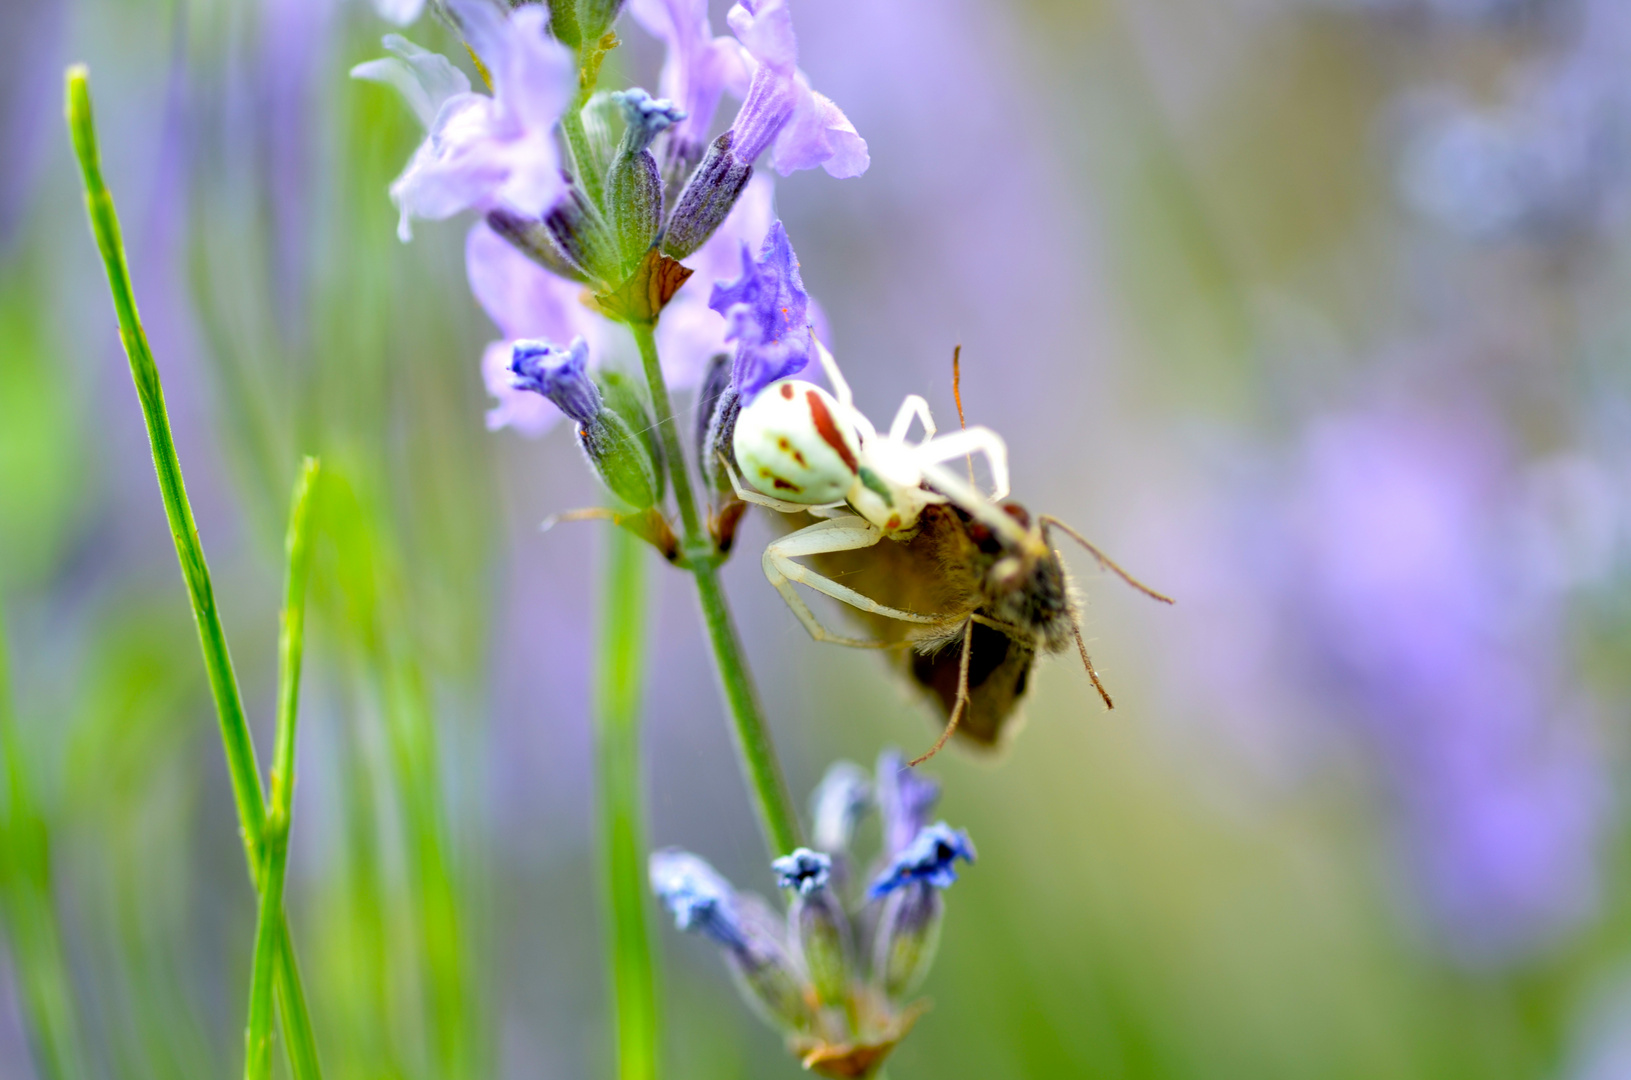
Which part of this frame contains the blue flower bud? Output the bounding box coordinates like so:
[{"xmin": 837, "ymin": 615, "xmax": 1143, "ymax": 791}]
[
  {"xmin": 809, "ymin": 761, "xmax": 872, "ymax": 857},
  {"xmin": 511, "ymin": 337, "xmax": 660, "ymax": 508},
  {"xmin": 773, "ymin": 849, "xmax": 851, "ymax": 1008},
  {"xmin": 874, "ymin": 749, "xmax": 940, "ymax": 858},
  {"xmin": 511, "ymin": 337, "xmax": 600, "ymax": 423},
  {"xmin": 871, "ymin": 883, "xmax": 944, "ymax": 1001},
  {"xmin": 650, "ymin": 849, "xmax": 815, "ymax": 1033},
  {"xmin": 867, "ymin": 822, "xmax": 975, "ymax": 899},
  {"xmin": 662, "ymin": 131, "xmax": 754, "ymax": 259},
  {"xmin": 606, "ymin": 89, "xmax": 686, "ymax": 271}
]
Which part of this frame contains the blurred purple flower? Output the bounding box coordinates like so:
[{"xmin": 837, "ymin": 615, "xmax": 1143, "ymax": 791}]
[
  {"xmin": 1395, "ymin": 0, "xmax": 1631, "ymax": 241},
  {"xmin": 722, "ymin": 0, "xmax": 868, "ymax": 178},
  {"xmin": 1285, "ymin": 403, "xmax": 1610, "ymax": 963},
  {"xmin": 708, "ymin": 219, "xmax": 815, "ymax": 399},
  {"xmin": 352, "ymin": 2, "xmax": 574, "ymax": 241},
  {"xmin": 875, "ymin": 748, "xmax": 940, "ymax": 858},
  {"xmin": 373, "ymin": 0, "xmax": 425, "ymax": 26}
]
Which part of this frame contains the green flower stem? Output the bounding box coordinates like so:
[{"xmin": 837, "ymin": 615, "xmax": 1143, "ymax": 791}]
[
  {"xmin": 594, "ymin": 523, "xmax": 660, "ymax": 1080},
  {"xmin": 0, "ymin": 597, "xmax": 86, "ymax": 1080},
  {"xmin": 65, "ymin": 65, "xmax": 322, "ymax": 1080},
  {"xmin": 245, "ymin": 459, "xmax": 321, "ymax": 1080},
  {"xmin": 561, "ymin": 104, "xmax": 605, "ymax": 213},
  {"xmin": 629, "ymin": 322, "xmax": 803, "ymax": 856}
]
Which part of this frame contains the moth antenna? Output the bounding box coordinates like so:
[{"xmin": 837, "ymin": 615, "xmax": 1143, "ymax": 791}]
[
  {"xmin": 910, "ymin": 618, "xmax": 975, "ymax": 767},
  {"xmin": 1039, "ymin": 515, "xmax": 1176, "ymax": 605},
  {"xmin": 1070, "ymin": 615, "xmax": 1115, "ymax": 710},
  {"xmin": 951, "ymin": 344, "xmax": 975, "ymax": 487}
]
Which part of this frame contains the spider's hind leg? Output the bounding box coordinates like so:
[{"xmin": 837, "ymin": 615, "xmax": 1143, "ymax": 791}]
[{"xmin": 764, "ymin": 516, "xmax": 944, "ymax": 649}]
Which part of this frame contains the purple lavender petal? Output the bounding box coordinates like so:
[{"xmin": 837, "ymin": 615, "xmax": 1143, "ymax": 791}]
[
  {"xmin": 716, "ymin": 0, "xmax": 869, "ymax": 177},
  {"xmin": 707, "ymin": 219, "xmax": 814, "ymax": 399}
]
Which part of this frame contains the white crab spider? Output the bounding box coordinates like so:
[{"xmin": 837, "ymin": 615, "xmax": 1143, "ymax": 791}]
[{"xmin": 729, "ymin": 342, "xmax": 1048, "ymax": 647}]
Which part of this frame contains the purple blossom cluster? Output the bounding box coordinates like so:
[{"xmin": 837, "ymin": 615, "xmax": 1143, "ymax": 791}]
[
  {"xmin": 1385, "ymin": 0, "xmax": 1631, "ymax": 240},
  {"xmin": 353, "ymin": 0, "xmax": 862, "ymax": 437},
  {"xmin": 1154, "ymin": 391, "xmax": 1612, "ymax": 966}
]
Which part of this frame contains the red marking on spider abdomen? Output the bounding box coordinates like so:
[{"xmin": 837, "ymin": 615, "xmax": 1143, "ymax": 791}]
[{"xmin": 805, "ymin": 390, "xmax": 859, "ymax": 474}]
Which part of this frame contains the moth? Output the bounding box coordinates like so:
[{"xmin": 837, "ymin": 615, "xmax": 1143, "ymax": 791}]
[{"xmin": 730, "ymin": 344, "xmax": 1171, "ymax": 762}]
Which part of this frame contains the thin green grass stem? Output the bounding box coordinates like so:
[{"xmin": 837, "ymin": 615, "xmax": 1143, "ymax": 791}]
[
  {"xmin": 65, "ymin": 65, "xmax": 322, "ymax": 1080},
  {"xmin": 245, "ymin": 459, "xmax": 321, "ymax": 1080},
  {"xmin": 594, "ymin": 524, "xmax": 660, "ymax": 1080},
  {"xmin": 629, "ymin": 322, "xmax": 802, "ymax": 856},
  {"xmin": 0, "ymin": 597, "xmax": 87, "ymax": 1080}
]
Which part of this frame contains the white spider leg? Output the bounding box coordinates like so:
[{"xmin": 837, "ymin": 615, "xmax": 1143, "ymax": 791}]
[
  {"xmin": 722, "ymin": 453, "xmax": 843, "ymax": 515},
  {"xmin": 888, "ymin": 394, "xmax": 937, "ymax": 445},
  {"xmin": 918, "ymin": 459, "xmax": 1042, "ymax": 557},
  {"xmin": 814, "ymin": 340, "xmax": 854, "ymax": 411},
  {"xmin": 914, "ymin": 426, "xmax": 1010, "ymax": 501},
  {"xmin": 764, "ymin": 517, "xmax": 943, "ymax": 648}
]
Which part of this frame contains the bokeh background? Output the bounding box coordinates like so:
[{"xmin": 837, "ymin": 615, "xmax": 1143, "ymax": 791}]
[{"xmin": 3, "ymin": 0, "xmax": 1631, "ymax": 1076}]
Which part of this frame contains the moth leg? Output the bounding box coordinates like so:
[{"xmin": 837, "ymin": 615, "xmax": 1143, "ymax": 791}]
[
  {"xmin": 888, "ymin": 394, "xmax": 937, "ymax": 445},
  {"xmin": 909, "ymin": 618, "xmax": 975, "ymax": 767},
  {"xmin": 721, "ymin": 452, "xmax": 842, "ymax": 515},
  {"xmin": 764, "ymin": 517, "xmax": 942, "ymax": 649},
  {"xmin": 915, "ymin": 426, "xmax": 1010, "ymax": 501},
  {"xmin": 1070, "ymin": 615, "xmax": 1114, "ymax": 710}
]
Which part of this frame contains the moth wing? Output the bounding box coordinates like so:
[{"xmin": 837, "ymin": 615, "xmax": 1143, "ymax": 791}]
[{"xmin": 905, "ymin": 619, "xmax": 1036, "ymax": 748}]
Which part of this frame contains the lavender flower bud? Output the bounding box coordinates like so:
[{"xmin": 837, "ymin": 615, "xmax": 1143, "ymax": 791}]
[
  {"xmin": 773, "ymin": 849, "xmax": 851, "ymax": 1007},
  {"xmin": 485, "ymin": 207, "xmax": 591, "ymax": 284},
  {"xmin": 577, "ymin": 0, "xmax": 626, "ymax": 40},
  {"xmin": 607, "ymin": 90, "xmax": 686, "ymax": 270},
  {"xmin": 867, "ymin": 823, "xmax": 975, "ymax": 1000},
  {"xmin": 872, "ymin": 883, "xmax": 943, "ymax": 1000},
  {"xmin": 662, "ymin": 131, "xmax": 754, "ymax": 259},
  {"xmin": 694, "ymin": 353, "xmax": 738, "ymax": 501},
  {"xmin": 540, "ymin": 0, "xmax": 580, "ymax": 47},
  {"xmin": 651, "ymin": 850, "xmax": 815, "ymax": 1034},
  {"xmin": 868, "ymin": 822, "xmax": 976, "ymax": 899},
  {"xmin": 511, "ymin": 337, "xmax": 660, "ymax": 508},
  {"xmin": 544, "ymin": 180, "xmax": 617, "ymax": 283},
  {"xmin": 598, "ymin": 368, "xmax": 666, "ymax": 501},
  {"xmin": 875, "ymin": 749, "xmax": 941, "ymax": 857},
  {"xmin": 809, "ymin": 761, "xmax": 872, "ymax": 857}
]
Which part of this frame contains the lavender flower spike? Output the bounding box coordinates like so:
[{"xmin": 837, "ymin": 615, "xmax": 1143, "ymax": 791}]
[
  {"xmin": 352, "ymin": 0, "xmax": 574, "ymax": 241},
  {"xmin": 868, "ymin": 822, "xmax": 976, "ymax": 899},
  {"xmin": 708, "ymin": 220, "xmax": 814, "ymax": 399},
  {"xmin": 724, "ymin": 0, "xmax": 868, "ymax": 178},
  {"xmin": 510, "ymin": 337, "xmax": 599, "ymax": 425}
]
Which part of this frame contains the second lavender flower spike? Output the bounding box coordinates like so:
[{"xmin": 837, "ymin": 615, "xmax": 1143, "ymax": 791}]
[{"xmin": 652, "ymin": 751, "xmax": 976, "ymax": 1079}]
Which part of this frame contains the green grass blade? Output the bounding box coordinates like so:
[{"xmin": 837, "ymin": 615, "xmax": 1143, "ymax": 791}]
[
  {"xmin": 245, "ymin": 459, "xmax": 321, "ymax": 1080},
  {"xmin": 594, "ymin": 524, "xmax": 660, "ymax": 1080},
  {"xmin": 65, "ymin": 64, "xmax": 323, "ymax": 1079},
  {"xmin": 0, "ymin": 597, "xmax": 87, "ymax": 1080}
]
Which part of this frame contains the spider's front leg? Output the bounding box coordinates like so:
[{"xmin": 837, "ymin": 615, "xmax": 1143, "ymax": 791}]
[
  {"xmin": 764, "ymin": 516, "xmax": 943, "ymax": 648},
  {"xmin": 888, "ymin": 394, "xmax": 937, "ymax": 445}
]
